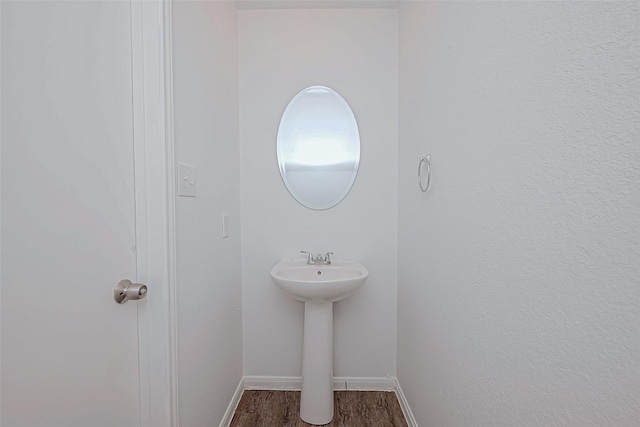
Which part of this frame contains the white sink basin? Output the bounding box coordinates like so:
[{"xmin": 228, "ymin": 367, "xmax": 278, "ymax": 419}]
[
  {"xmin": 270, "ymin": 257, "xmax": 368, "ymax": 424},
  {"xmin": 270, "ymin": 258, "xmax": 368, "ymax": 303}
]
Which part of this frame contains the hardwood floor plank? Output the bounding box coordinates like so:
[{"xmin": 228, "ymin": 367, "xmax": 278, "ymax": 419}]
[
  {"xmin": 282, "ymin": 391, "xmax": 304, "ymax": 427},
  {"xmin": 230, "ymin": 390, "xmax": 408, "ymax": 427},
  {"xmin": 335, "ymin": 391, "xmax": 372, "ymax": 426},
  {"xmin": 234, "ymin": 389, "xmax": 261, "ymax": 413},
  {"xmin": 386, "ymin": 392, "xmax": 409, "ymax": 427},
  {"xmin": 229, "ymin": 412, "xmax": 258, "ymax": 427},
  {"xmin": 256, "ymin": 390, "xmax": 287, "ymax": 426},
  {"xmin": 352, "ymin": 392, "xmax": 388, "ymax": 427}
]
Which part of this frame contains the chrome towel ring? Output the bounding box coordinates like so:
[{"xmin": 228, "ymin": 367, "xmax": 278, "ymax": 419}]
[{"xmin": 418, "ymin": 154, "xmax": 431, "ymax": 192}]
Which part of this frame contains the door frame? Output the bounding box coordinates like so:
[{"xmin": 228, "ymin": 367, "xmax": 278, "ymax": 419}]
[{"xmin": 131, "ymin": 1, "xmax": 177, "ymax": 426}]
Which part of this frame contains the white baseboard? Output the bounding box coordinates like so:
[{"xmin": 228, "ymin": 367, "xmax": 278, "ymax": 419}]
[
  {"xmin": 333, "ymin": 376, "xmax": 397, "ymax": 391},
  {"xmin": 218, "ymin": 377, "xmax": 245, "ymax": 427},
  {"xmin": 225, "ymin": 376, "xmax": 417, "ymax": 427},
  {"xmin": 242, "ymin": 375, "xmax": 396, "ymax": 391},
  {"xmin": 243, "ymin": 376, "xmax": 301, "ymax": 390},
  {"xmin": 393, "ymin": 378, "xmax": 418, "ymax": 427}
]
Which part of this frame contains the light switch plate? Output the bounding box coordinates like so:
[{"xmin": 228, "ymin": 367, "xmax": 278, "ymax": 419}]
[
  {"xmin": 177, "ymin": 162, "xmax": 196, "ymax": 197},
  {"xmin": 222, "ymin": 214, "xmax": 229, "ymax": 239}
]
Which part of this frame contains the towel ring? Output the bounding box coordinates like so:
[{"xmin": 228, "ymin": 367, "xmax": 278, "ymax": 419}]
[{"xmin": 418, "ymin": 154, "xmax": 431, "ymax": 192}]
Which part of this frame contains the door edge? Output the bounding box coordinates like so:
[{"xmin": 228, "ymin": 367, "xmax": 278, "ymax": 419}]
[{"xmin": 131, "ymin": 1, "xmax": 178, "ymax": 426}]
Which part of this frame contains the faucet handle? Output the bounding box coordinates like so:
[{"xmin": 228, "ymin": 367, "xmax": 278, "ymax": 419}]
[
  {"xmin": 324, "ymin": 252, "xmax": 334, "ymax": 264},
  {"xmin": 300, "ymin": 251, "xmax": 313, "ymax": 265}
]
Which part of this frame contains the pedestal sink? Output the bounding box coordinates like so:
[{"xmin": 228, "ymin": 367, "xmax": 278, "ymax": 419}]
[{"xmin": 270, "ymin": 258, "xmax": 368, "ymax": 425}]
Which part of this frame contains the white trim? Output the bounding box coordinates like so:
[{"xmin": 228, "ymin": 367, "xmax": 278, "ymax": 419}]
[
  {"xmin": 218, "ymin": 378, "xmax": 246, "ymax": 427},
  {"xmin": 335, "ymin": 377, "xmax": 397, "ymax": 391},
  {"xmin": 130, "ymin": 3, "xmax": 148, "ymax": 424},
  {"xmin": 161, "ymin": 1, "xmax": 180, "ymax": 426},
  {"xmin": 131, "ymin": 1, "xmax": 176, "ymax": 426},
  {"xmin": 242, "ymin": 376, "xmax": 396, "ymax": 391},
  {"xmin": 393, "ymin": 378, "xmax": 418, "ymax": 427},
  {"xmin": 243, "ymin": 376, "xmax": 301, "ymax": 390}
]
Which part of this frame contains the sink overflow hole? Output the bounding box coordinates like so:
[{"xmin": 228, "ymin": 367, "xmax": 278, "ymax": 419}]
[{"xmin": 317, "ymin": 271, "xmax": 321, "ymax": 275}]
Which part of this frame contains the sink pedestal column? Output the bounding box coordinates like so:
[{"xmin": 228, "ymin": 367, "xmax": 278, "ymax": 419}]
[{"xmin": 300, "ymin": 301, "xmax": 334, "ymax": 425}]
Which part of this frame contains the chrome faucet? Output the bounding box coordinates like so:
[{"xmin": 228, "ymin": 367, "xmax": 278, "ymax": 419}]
[
  {"xmin": 300, "ymin": 251, "xmax": 316, "ymax": 265},
  {"xmin": 300, "ymin": 251, "xmax": 334, "ymax": 265}
]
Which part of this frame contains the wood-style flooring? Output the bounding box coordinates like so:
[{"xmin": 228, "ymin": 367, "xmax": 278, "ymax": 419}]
[{"xmin": 229, "ymin": 390, "xmax": 409, "ymax": 427}]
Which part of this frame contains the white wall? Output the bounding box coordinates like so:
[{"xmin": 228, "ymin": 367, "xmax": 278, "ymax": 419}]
[
  {"xmin": 398, "ymin": 2, "xmax": 640, "ymax": 426},
  {"xmin": 171, "ymin": 2, "xmax": 242, "ymax": 426},
  {"xmin": 239, "ymin": 9, "xmax": 398, "ymax": 378}
]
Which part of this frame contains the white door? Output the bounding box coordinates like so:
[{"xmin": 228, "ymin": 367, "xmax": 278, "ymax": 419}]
[{"xmin": 2, "ymin": 2, "xmax": 143, "ymax": 426}]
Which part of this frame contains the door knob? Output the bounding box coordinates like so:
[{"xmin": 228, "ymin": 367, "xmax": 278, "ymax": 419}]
[{"xmin": 114, "ymin": 279, "xmax": 148, "ymax": 304}]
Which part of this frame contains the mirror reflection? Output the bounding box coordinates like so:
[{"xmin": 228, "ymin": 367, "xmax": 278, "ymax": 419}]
[{"xmin": 277, "ymin": 86, "xmax": 360, "ymax": 210}]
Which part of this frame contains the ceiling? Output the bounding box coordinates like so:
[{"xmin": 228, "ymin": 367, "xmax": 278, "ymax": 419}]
[{"xmin": 236, "ymin": 0, "xmax": 400, "ymax": 10}]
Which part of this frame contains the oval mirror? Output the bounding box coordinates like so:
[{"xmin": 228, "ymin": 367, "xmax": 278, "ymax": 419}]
[{"xmin": 277, "ymin": 86, "xmax": 360, "ymax": 210}]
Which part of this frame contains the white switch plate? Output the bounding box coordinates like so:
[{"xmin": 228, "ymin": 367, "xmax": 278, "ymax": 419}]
[
  {"xmin": 222, "ymin": 214, "xmax": 229, "ymax": 239},
  {"xmin": 177, "ymin": 162, "xmax": 196, "ymax": 197}
]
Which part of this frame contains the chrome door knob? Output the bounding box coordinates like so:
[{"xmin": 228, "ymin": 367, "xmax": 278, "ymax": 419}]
[{"xmin": 114, "ymin": 279, "xmax": 148, "ymax": 304}]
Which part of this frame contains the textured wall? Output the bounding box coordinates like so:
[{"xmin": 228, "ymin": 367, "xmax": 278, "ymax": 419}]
[
  {"xmin": 398, "ymin": 2, "xmax": 640, "ymax": 426},
  {"xmin": 239, "ymin": 9, "xmax": 398, "ymax": 378},
  {"xmin": 171, "ymin": 2, "xmax": 242, "ymax": 426}
]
